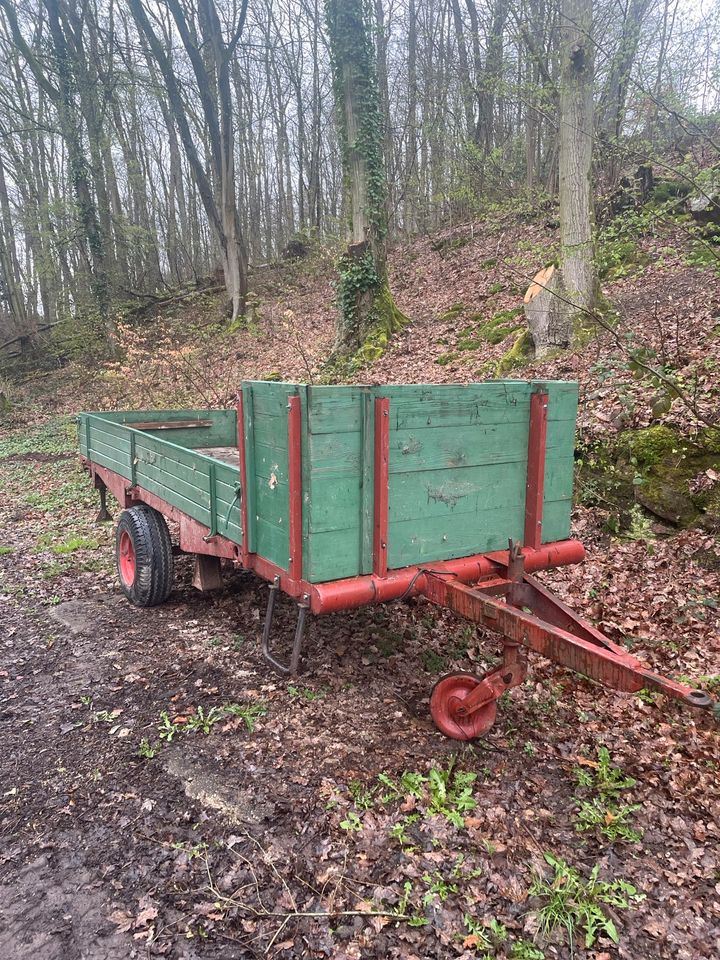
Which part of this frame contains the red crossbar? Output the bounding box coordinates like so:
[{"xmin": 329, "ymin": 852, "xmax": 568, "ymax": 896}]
[{"xmin": 236, "ymin": 392, "xmax": 250, "ymax": 565}]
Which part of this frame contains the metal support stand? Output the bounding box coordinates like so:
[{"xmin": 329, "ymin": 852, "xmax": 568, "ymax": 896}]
[
  {"xmin": 261, "ymin": 575, "xmax": 310, "ymax": 675},
  {"xmin": 96, "ymin": 480, "xmax": 112, "ymax": 522}
]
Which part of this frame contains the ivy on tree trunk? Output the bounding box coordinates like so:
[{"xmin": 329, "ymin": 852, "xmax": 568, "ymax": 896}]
[{"xmin": 325, "ymin": 0, "xmax": 406, "ymax": 355}]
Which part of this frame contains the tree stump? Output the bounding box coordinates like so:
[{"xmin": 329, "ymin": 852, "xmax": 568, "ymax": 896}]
[{"xmin": 523, "ymin": 265, "xmax": 573, "ymax": 357}]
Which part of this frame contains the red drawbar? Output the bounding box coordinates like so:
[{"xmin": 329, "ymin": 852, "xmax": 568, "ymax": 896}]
[
  {"xmin": 524, "ymin": 390, "xmax": 549, "ymax": 550},
  {"xmin": 287, "ymin": 395, "xmax": 303, "ymax": 581},
  {"xmin": 373, "ymin": 397, "xmax": 390, "ymax": 577}
]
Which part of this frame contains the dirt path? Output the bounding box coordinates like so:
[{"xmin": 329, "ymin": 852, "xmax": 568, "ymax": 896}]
[{"xmin": 1, "ymin": 423, "xmax": 720, "ymax": 959}]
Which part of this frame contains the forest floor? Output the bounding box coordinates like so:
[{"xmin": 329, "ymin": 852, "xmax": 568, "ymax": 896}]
[{"xmin": 1, "ymin": 206, "xmax": 720, "ymax": 960}]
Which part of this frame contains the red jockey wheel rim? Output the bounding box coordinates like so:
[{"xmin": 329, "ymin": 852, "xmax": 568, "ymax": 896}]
[
  {"xmin": 430, "ymin": 672, "xmax": 497, "ymax": 741},
  {"xmin": 118, "ymin": 530, "xmax": 136, "ymax": 586}
]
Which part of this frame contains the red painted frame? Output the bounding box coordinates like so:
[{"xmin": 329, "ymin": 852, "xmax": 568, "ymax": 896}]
[
  {"xmin": 287, "ymin": 395, "xmax": 303, "ymax": 581},
  {"xmin": 373, "ymin": 397, "xmax": 390, "ymax": 578},
  {"xmin": 82, "ymin": 455, "xmax": 584, "ymax": 616},
  {"xmin": 524, "ymin": 390, "xmax": 548, "ymax": 550},
  {"xmin": 236, "ymin": 392, "xmax": 250, "ymax": 565}
]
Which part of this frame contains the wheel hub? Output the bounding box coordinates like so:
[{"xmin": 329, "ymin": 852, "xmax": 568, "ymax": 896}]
[
  {"xmin": 430, "ymin": 672, "xmax": 497, "ymax": 741},
  {"xmin": 118, "ymin": 529, "xmax": 136, "ymax": 586}
]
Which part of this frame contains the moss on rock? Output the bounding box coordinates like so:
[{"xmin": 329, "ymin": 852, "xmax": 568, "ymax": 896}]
[
  {"xmin": 622, "ymin": 425, "xmax": 678, "ymax": 467},
  {"xmin": 616, "ymin": 425, "xmax": 720, "ymax": 530}
]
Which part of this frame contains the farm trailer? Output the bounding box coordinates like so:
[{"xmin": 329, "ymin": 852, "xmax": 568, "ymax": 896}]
[{"xmin": 78, "ymin": 380, "xmax": 717, "ymax": 740}]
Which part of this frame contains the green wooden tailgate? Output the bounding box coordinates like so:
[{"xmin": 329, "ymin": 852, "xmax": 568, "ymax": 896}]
[{"xmin": 243, "ymin": 380, "xmax": 577, "ymax": 583}]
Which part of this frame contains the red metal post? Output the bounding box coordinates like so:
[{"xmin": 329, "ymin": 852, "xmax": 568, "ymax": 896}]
[
  {"xmin": 524, "ymin": 390, "xmax": 549, "ymax": 550},
  {"xmin": 373, "ymin": 397, "xmax": 390, "ymax": 578},
  {"xmin": 287, "ymin": 394, "xmax": 303, "ymax": 582},
  {"xmin": 236, "ymin": 392, "xmax": 250, "ymax": 565}
]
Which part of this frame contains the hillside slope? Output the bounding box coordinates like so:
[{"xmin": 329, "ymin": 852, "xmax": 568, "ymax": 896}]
[{"xmin": 1, "ymin": 207, "xmax": 719, "ymax": 960}]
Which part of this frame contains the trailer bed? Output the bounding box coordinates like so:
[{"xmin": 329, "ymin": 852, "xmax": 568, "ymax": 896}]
[{"xmin": 79, "ymin": 379, "xmax": 578, "ymax": 586}]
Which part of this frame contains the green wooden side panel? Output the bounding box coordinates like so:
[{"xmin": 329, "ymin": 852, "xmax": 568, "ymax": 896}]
[
  {"xmin": 383, "ymin": 381, "xmax": 577, "ymax": 569},
  {"xmin": 244, "ymin": 381, "xmax": 301, "ymax": 572},
  {"xmin": 304, "ymin": 385, "xmax": 365, "ymax": 582},
  {"xmin": 78, "ymin": 411, "xmax": 243, "ymax": 546},
  {"xmin": 95, "ymin": 409, "xmax": 237, "ymax": 448}
]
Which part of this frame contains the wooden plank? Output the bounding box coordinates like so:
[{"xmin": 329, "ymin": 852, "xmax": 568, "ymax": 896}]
[
  {"xmin": 387, "ymin": 507, "xmax": 524, "ymax": 569},
  {"xmin": 135, "ymin": 471, "xmax": 212, "ymax": 528},
  {"xmin": 389, "ymin": 422, "xmax": 574, "ymax": 474},
  {"xmin": 134, "ymin": 457, "xmax": 212, "ymax": 511},
  {"xmin": 306, "ymin": 475, "xmax": 362, "ymax": 533},
  {"xmin": 307, "ymin": 386, "xmax": 365, "ymax": 434},
  {"xmin": 254, "ymin": 440, "xmax": 289, "ymax": 481},
  {"xmin": 307, "ymin": 431, "xmax": 363, "ymax": 476},
  {"xmin": 87, "ymin": 429, "xmax": 131, "ymax": 462},
  {"xmin": 387, "ymin": 460, "xmax": 572, "ymax": 523},
  {"xmin": 381, "ymin": 382, "xmax": 577, "ymax": 430},
  {"xmin": 306, "ymin": 527, "xmax": 363, "ymax": 583},
  {"xmin": 256, "ymin": 516, "xmax": 289, "ymax": 571},
  {"xmin": 254, "ymin": 478, "xmax": 289, "ymax": 527},
  {"xmin": 248, "ymin": 382, "xmax": 299, "ymax": 418},
  {"xmin": 88, "ymin": 418, "xmax": 132, "ymax": 451},
  {"xmin": 525, "ymin": 390, "xmax": 549, "ymax": 550},
  {"xmin": 541, "ymin": 498, "xmax": 573, "ymax": 544},
  {"xmin": 131, "ymin": 419, "xmax": 213, "ymax": 430},
  {"xmin": 117, "ymin": 409, "xmax": 237, "ymax": 448}
]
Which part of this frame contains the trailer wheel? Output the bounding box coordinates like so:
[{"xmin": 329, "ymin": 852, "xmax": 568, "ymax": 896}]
[
  {"xmin": 116, "ymin": 506, "xmax": 173, "ymax": 607},
  {"xmin": 430, "ymin": 672, "xmax": 497, "ymax": 740}
]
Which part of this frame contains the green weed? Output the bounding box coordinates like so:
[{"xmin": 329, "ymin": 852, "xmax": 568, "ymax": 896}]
[
  {"xmin": 573, "ymin": 746, "xmax": 636, "ymax": 801},
  {"xmin": 575, "ymin": 798, "xmax": 642, "ymax": 844},
  {"xmin": 530, "ymin": 853, "xmax": 644, "ymax": 949},
  {"xmin": 378, "ymin": 761, "xmax": 477, "ymax": 828},
  {"xmin": 421, "ymin": 649, "xmax": 448, "ymax": 673},
  {"xmin": 138, "ymin": 737, "xmax": 157, "ymax": 759},
  {"xmin": 152, "ymin": 701, "xmax": 266, "ymax": 750},
  {"xmin": 509, "ymin": 941, "xmax": 545, "ymax": 959},
  {"xmin": 339, "ymin": 811, "xmax": 363, "ymax": 832},
  {"xmin": 50, "ymin": 535, "xmax": 100, "ymax": 554}
]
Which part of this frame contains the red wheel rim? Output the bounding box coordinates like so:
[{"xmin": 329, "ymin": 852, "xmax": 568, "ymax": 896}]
[
  {"xmin": 430, "ymin": 672, "xmax": 497, "ymax": 741},
  {"xmin": 118, "ymin": 530, "xmax": 136, "ymax": 586}
]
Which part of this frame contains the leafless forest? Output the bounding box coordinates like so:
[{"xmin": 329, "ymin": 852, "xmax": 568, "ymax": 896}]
[{"xmin": 0, "ymin": 0, "xmax": 718, "ymax": 351}]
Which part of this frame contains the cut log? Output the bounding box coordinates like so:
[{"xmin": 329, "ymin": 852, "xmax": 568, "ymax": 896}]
[
  {"xmin": 524, "ymin": 265, "xmax": 555, "ymax": 304},
  {"xmin": 523, "ymin": 266, "xmax": 572, "ymax": 358}
]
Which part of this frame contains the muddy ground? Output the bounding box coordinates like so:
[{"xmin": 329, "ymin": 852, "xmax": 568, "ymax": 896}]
[{"xmin": 1, "ymin": 418, "xmax": 719, "ymax": 960}]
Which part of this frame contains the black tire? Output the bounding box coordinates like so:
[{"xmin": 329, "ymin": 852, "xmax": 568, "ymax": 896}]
[{"xmin": 116, "ymin": 505, "xmax": 173, "ymax": 607}]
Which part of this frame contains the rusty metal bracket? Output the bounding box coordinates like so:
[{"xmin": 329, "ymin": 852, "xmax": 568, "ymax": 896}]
[{"xmin": 261, "ymin": 575, "xmax": 310, "ymax": 676}]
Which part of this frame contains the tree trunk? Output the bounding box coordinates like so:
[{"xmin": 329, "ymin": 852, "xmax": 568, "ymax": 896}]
[
  {"xmin": 526, "ymin": 0, "xmax": 598, "ymax": 356},
  {"xmin": 325, "ymin": 0, "xmax": 406, "ymax": 354},
  {"xmin": 558, "ymin": 0, "xmax": 597, "ymax": 328}
]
